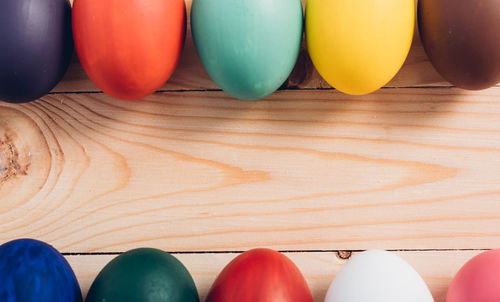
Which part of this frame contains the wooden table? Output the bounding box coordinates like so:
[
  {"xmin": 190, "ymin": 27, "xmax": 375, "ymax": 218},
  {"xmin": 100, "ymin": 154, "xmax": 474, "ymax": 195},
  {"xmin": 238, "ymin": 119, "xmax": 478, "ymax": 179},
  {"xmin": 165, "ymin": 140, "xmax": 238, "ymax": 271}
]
[{"xmin": 1, "ymin": 1, "xmax": 498, "ymax": 301}]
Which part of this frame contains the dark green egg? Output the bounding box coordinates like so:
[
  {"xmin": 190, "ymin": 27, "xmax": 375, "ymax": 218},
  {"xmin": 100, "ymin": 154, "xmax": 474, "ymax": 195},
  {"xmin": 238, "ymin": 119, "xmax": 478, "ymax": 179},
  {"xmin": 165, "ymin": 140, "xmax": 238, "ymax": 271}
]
[{"xmin": 85, "ymin": 248, "xmax": 199, "ymax": 302}]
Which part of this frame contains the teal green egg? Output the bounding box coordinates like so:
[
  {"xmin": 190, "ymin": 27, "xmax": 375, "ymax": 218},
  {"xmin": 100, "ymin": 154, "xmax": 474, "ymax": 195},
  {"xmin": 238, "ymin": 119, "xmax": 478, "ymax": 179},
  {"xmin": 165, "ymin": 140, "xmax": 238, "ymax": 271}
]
[{"xmin": 191, "ymin": 0, "xmax": 303, "ymax": 101}]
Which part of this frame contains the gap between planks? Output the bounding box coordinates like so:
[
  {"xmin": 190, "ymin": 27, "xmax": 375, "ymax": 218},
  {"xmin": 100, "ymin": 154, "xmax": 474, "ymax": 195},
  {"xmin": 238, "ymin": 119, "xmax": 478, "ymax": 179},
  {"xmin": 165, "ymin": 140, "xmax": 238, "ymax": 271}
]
[
  {"xmin": 46, "ymin": 85, "xmax": 478, "ymax": 96},
  {"xmin": 61, "ymin": 248, "xmax": 489, "ymax": 256}
]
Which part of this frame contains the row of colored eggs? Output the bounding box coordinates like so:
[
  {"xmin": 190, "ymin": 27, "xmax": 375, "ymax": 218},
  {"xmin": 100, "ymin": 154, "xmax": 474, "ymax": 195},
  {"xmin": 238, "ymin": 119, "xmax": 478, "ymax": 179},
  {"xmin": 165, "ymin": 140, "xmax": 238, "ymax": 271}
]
[
  {"xmin": 1, "ymin": 238, "xmax": 499, "ymax": 302},
  {"xmin": 1, "ymin": 0, "xmax": 499, "ymax": 104}
]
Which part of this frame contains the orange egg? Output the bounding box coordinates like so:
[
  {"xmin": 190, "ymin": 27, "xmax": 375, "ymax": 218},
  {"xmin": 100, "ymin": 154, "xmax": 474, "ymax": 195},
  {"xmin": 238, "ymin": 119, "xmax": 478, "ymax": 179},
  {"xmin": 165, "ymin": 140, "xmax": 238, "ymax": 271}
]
[{"xmin": 72, "ymin": 0, "xmax": 185, "ymax": 101}]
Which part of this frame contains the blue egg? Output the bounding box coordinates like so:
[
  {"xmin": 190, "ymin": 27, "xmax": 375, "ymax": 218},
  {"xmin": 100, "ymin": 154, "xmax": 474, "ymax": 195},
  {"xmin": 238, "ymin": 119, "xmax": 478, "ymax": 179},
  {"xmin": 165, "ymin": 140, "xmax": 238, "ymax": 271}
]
[{"xmin": 0, "ymin": 239, "xmax": 82, "ymax": 302}]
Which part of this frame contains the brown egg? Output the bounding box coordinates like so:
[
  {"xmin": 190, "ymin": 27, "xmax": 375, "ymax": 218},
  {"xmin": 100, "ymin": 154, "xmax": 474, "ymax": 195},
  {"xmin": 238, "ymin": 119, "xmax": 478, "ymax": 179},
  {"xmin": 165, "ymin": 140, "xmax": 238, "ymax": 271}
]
[{"xmin": 418, "ymin": 0, "xmax": 500, "ymax": 90}]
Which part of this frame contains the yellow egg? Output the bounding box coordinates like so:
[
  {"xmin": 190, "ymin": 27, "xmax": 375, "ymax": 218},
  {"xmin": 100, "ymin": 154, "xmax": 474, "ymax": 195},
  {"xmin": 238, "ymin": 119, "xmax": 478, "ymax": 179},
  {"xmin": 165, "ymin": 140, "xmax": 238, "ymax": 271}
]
[{"xmin": 306, "ymin": 0, "xmax": 414, "ymax": 95}]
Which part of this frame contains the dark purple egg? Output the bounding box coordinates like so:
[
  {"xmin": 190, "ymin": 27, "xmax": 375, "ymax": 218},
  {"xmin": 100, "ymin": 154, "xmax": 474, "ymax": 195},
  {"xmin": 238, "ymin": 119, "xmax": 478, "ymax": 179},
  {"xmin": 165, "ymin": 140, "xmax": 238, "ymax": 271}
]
[
  {"xmin": 418, "ymin": 0, "xmax": 500, "ymax": 90},
  {"xmin": 0, "ymin": 0, "xmax": 73, "ymax": 103}
]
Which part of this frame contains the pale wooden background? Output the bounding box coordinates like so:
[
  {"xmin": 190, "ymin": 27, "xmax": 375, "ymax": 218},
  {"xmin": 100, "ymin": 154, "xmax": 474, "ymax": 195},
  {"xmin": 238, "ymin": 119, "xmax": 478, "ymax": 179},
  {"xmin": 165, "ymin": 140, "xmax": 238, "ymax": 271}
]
[{"xmin": 1, "ymin": 0, "xmax": 499, "ymax": 301}]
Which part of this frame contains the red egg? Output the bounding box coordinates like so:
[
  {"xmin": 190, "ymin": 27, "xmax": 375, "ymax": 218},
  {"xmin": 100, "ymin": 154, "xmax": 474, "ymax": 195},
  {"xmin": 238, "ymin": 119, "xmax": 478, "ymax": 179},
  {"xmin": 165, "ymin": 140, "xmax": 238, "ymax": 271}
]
[
  {"xmin": 207, "ymin": 249, "xmax": 313, "ymax": 302},
  {"xmin": 447, "ymin": 250, "xmax": 500, "ymax": 302},
  {"xmin": 72, "ymin": 0, "xmax": 185, "ymax": 101}
]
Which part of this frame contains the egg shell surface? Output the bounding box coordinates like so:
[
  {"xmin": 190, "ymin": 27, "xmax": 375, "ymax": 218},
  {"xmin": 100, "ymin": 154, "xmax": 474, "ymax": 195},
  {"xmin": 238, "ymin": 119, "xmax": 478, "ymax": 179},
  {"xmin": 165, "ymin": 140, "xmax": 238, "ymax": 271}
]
[
  {"xmin": 85, "ymin": 248, "xmax": 199, "ymax": 302},
  {"xmin": 206, "ymin": 248, "xmax": 313, "ymax": 302},
  {"xmin": 0, "ymin": 238, "xmax": 82, "ymax": 302},
  {"xmin": 418, "ymin": 0, "xmax": 500, "ymax": 90},
  {"xmin": 306, "ymin": 0, "xmax": 414, "ymax": 95},
  {"xmin": 324, "ymin": 250, "xmax": 434, "ymax": 302},
  {"xmin": 72, "ymin": 0, "xmax": 186, "ymax": 101},
  {"xmin": 0, "ymin": 0, "xmax": 73, "ymax": 103},
  {"xmin": 191, "ymin": 0, "xmax": 303, "ymax": 101},
  {"xmin": 446, "ymin": 249, "xmax": 500, "ymax": 302}
]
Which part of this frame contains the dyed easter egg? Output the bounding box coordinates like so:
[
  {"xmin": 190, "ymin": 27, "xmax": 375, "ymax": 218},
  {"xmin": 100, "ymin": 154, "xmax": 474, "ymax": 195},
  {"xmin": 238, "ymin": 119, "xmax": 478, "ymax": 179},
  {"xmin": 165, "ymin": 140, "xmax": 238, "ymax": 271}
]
[
  {"xmin": 206, "ymin": 249, "xmax": 313, "ymax": 302},
  {"xmin": 324, "ymin": 250, "xmax": 433, "ymax": 302},
  {"xmin": 85, "ymin": 248, "xmax": 199, "ymax": 302},
  {"xmin": 0, "ymin": 0, "xmax": 73, "ymax": 103},
  {"xmin": 447, "ymin": 250, "xmax": 500, "ymax": 302},
  {"xmin": 191, "ymin": 0, "xmax": 303, "ymax": 100},
  {"xmin": 72, "ymin": 0, "xmax": 186, "ymax": 101},
  {"xmin": 306, "ymin": 0, "xmax": 414, "ymax": 95},
  {"xmin": 419, "ymin": 0, "xmax": 500, "ymax": 90},
  {"xmin": 0, "ymin": 239, "xmax": 82, "ymax": 302}
]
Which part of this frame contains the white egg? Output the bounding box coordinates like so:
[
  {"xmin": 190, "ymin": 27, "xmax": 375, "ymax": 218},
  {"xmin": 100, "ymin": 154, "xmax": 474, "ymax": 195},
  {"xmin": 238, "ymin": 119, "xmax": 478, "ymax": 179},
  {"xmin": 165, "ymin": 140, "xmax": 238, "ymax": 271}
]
[{"xmin": 325, "ymin": 250, "xmax": 434, "ymax": 302}]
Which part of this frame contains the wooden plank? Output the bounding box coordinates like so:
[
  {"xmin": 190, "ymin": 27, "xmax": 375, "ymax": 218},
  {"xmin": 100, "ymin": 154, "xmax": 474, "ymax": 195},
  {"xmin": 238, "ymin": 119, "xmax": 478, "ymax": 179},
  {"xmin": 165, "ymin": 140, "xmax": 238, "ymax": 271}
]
[
  {"xmin": 2, "ymin": 88, "xmax": 500, "ymax": 252},
  {"xmin": 54, "ymin": 0, "xmax": 448, "ymax": 93},
  {"xmin": 68, "ymin": 250, "xmax": 481, "ymax": 302},
  {"xmin": 3, "ymin": 3, "xmax": 496, "ymax": 302}
]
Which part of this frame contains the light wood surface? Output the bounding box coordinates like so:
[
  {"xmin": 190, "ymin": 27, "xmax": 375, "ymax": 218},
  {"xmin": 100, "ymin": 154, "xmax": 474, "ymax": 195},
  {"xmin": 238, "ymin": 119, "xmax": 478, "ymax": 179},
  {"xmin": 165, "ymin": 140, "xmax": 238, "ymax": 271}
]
[
  {"xmin": 1, "ymin": 0, "xmax": 499, "ymax": 301},
  {"xmin": 1, "ymin": 88, "xmax": 499, "ymax": 300},
  {"xmin": 2, "ymin": 88, "xmax": 500, "ymax": 251}
]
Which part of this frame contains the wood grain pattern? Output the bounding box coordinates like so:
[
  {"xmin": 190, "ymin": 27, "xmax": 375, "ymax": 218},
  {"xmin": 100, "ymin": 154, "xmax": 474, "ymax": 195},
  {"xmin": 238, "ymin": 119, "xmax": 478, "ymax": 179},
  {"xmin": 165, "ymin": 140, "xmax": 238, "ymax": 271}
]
[
  {"xmin": 54, "ymin": 0, "xmax": 450, "ymax": 93},
  {"xmin": 2, "ymin": 88, "xmax": 500, "ymax": 252},
  {"xmin": 68, "ymin": 251, "xmax": 481, "ymax": 302},
  {"xmin": 2, "ymin": 2, "xmax": 500, "ymax": 301}
]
